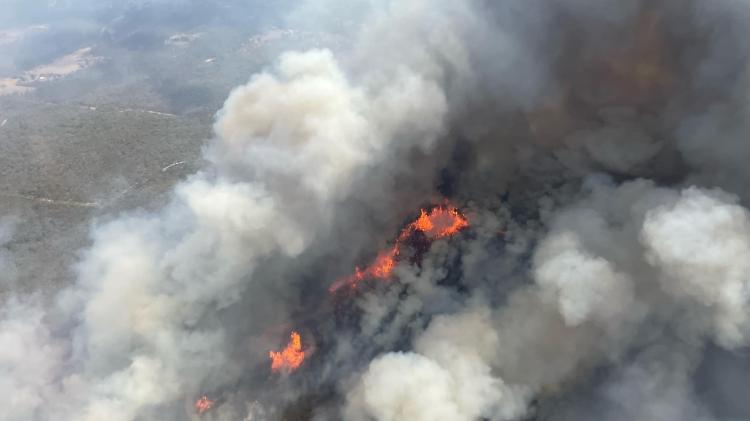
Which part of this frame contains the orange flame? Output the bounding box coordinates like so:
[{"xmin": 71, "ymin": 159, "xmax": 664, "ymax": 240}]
[
  {"xmin": 411, "ymin": 207, "xmax": 470, "ymax": 240},
  {"xmin": 269, "ymin": 331, "xmax": 305, "ymax": 373},
  {"xmin": 330, "ymin": 205, "xmax": 469, "ymax": 292},
  {"xmin": 329, "ymin": 246, "xmax": 399, "ymax": 292},
  {"xmin": 194, "ymin": 395, "xmax": 214, "ymax": 415}
]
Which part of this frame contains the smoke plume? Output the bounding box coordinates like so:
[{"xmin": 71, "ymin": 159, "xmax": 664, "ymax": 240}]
[{"xmin": 5, "ymin": 0, "xmax": 750, "ymax": 420}]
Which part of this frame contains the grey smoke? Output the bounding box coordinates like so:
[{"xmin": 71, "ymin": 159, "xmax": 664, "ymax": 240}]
[
  {"xmin": 348, "ymin": 178, "xmax": 750, "ymax": 420},
  {"xmin": 4, "ymin": 0, "xmax": 750, "ymax": 420}
]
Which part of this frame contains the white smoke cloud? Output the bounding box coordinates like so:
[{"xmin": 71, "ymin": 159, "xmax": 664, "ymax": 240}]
[
  {"xmin": 0, "ymin": 300, "xmax": 62, "ymax": 421},
  {"xmin": 534, "ymin": 229, "xmax": 634, "ymax": 327},
  {"xmin": 642, "ymin": 187, "xmax": 750, "ymax": 348},
  {"xmin": 345, "ymin": 310, "xmax": 528, "ymax": 421},
  {"xmin": 345, "ymin": 352, "xmax": 469, "ymax": 421}
]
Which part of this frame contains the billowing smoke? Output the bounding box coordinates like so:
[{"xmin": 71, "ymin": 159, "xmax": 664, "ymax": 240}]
[{"xmin": 5, "ymin": 0, "xmax": 750, "ymax": 420}]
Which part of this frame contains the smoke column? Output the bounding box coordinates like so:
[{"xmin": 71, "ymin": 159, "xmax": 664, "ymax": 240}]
[{"xmin": 4, "ymin": 0, "xmax": 750, "ymax": 420}]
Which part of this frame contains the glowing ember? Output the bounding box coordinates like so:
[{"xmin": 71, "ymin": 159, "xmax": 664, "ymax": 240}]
[
  {"xmin": 269, "ymin": 331, "xmax": 305, "ymax": 373},
  {"xmin": 330, "ymin": 204, "xmax": 469, "ymax": 292},
  {"xmin": 194, "ymin": 395, "xmax": 214, "ymax": 415}
]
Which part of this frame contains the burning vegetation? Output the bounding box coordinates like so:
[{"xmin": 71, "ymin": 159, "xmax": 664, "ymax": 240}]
[
  {"xmin": 269, "ymin": 331, "xmax": 306, "ymax": 373},
  {"xmin": 194, "ymin": 204, "xmax": 468, "ymax": 401},
  {"xmin": 329, "ymin": 204, "xmax": 469, "ymax": 292}
]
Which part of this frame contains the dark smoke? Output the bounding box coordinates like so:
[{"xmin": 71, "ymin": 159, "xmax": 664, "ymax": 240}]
[{"xmin": 4, "ymin": 0, "xmax": 750, "ymax": 420}]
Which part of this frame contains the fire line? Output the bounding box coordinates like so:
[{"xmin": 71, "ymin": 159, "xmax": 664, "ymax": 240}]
[{"xmin": 329, "ymin": 204, "xmax": 469, "ymax": 292}]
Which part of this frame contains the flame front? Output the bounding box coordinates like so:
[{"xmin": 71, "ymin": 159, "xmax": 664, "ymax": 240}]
[
  {"xmin": 411, "ymin": 207, "xmax": 470, "ymax": 239},
  {"xmin": 194, "ymin": 395, "xmax": 214, "ymax": 415},
  {"xmin": 330, "ymin": 204, "xmax": 469, "ymax": 292},
  {"xmin": 269, "ymin": 331, "xmax": 305, "ymax": 373}
]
